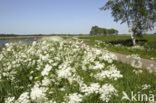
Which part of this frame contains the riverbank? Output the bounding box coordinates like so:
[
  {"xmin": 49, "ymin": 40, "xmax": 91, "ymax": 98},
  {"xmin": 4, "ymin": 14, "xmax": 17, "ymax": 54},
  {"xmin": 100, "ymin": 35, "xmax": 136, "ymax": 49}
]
[
  {"xmin": 0, "ymin": 37, "xmax": 40, "ymax": 48},
  {"xmin": 0, "ymin": 35, "xmax": 42, "ymax": 40}
]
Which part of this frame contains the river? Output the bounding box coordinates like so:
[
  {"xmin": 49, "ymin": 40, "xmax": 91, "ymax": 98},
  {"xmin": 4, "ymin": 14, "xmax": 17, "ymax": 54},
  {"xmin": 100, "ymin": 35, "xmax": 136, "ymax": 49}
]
[{"xmin": 0, "ymin": 38, "xmax": 39, "ymax": 47}]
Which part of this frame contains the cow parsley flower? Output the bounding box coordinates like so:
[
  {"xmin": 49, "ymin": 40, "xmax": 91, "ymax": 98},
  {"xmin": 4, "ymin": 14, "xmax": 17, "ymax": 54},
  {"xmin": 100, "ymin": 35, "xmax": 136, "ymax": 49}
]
[
  {"xmin": 127, "ymin": 54, "xmax": 142, "ymax": 68},
  {"xmin": 147, "ymin": 64, "xmax": 156, "ymax": 73},
  {"xmin": 80, "ymin": 83, "xmax": 100, "ymax": 95},
  {"xmin": 133, "ymin": 69, "xmax": 143, "ymax": 74},
  {"xmin": 15, "ymin": 92, "xmax": 30, "ymax": 103},
  {"xmin": 57, "ymin": 67, "xmax": 73, "ymax": 79},
  {"xmin": 5, "ymin": 97, "xmax": 15, "ymax": 103},
  {"xmin": 94, "ymin": 65, "xmax": 123, "ymax": 80},
  {"xmin": 66, "ymin": 93, "xmax": 83, "ymax": 103},
  {"xmin": 131, "ymin": 45, "xmax": 144, "ymax": 50},
  {"xmin": 41, "ymin": 64, "xmax": 52, "ymax": 76},
  {"xmin": 99, "ymin": 84, "xmax": 117, "ymax": 102},
  {"xmin": 30, "ymin": 83, "xmax": 47, "ymax": 103},
  {"xmin": 42, "ymin": 77, "xmax": 51, "ymax": 86},
  {"xmin": 142, "ymin": 84, "xmax": 151, "ymax": 90},
  {"xmin": 92, "ymin": 61, "xmax": 105, "ymax": 70}
]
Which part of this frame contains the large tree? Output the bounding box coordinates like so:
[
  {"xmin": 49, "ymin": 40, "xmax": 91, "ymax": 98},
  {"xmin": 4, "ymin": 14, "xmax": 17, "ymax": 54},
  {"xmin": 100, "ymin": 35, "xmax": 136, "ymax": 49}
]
[{"xmin": 101, "ymin": 0, "xmax": 156, "ymax": 45}]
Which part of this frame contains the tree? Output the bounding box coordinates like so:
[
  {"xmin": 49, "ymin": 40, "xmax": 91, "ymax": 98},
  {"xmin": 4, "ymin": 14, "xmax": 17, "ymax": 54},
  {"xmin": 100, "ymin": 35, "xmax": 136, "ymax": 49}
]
[
  {"xmin": 90, "ymin": 26, "xmax": 118, "ymax": 36},
  {"xmin": 90, "ymin": 26, "xmax": 99, "ymax": 35},
  {"xmin": 100, "ymin": 0, "xmax": 156, "ymax": 45}
]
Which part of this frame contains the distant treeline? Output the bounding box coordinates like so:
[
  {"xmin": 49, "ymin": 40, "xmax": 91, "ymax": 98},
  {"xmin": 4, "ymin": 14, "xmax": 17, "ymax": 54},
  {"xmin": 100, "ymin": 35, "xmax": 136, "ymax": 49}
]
[
  {"xmin": 0, "ymin": 34, "xmax": 43, "ymax": 37},
  {"xmin": 0, "ymin": 34, "xmax": 55, "ymax": 36},
  {"xmin": 90, "ymin": 26, "xmax": 118, "ymax": 36},
  {"xmin": 0, "ymin": 34, "xmax": 88, "ymax": 36}
]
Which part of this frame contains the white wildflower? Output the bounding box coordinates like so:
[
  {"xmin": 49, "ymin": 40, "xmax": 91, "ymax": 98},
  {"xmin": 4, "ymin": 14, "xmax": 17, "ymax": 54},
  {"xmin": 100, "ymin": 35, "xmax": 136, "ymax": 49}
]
[
  {"xmin": 66, "ymin": 93, "xmax": 83, "ymax": 103},
  {"xmin": 32, "ymin": 41, "xmax": 37, "ymax": 46},
  {"xmin": 92, "ymin": 61, "xmax": 104, "ymax": 70},
  {"xmin": 100, "ymin": 52, "xmax": 117, "ymax": 63},
  {"xmin": 41, "ymin": 64, "xmax": 52, "ymax": 76},
  {"xmin": 15, "ymin": 92, "xmax": 30, "ymax": 103},
  {"xmin": 30, "ymin": 83, "xmax": 47, "ymax": 103},
  {"xmin": 99, "ymin": 84, "xmax": 117, "ymax": 102},
  {"xmin": 142, "ymin": 84, "xmax": 151, "ymax": 90},
  {"xmin": 42, "ymin": 77, "xmax": 51, "ymax": 86},
  {"xmin": 29, "ymin": 76, "xmax": 33, "ymax": 80},
  {"xmin": 57, "ymin": 67, "xmax": 73, "ymax": 79},
  {"xmin": 133, "ymin": 69, "xmax": 143, "ymax": 74},
  {"xmin": 127, "ymin": 54, "xmax": 142, "ymax": 68},
  {"xmin": 80, "ymin": 83, "xmax": 100, "ymax": 95},
  {"xmin": 131, "ymin": 45, "xmax": 144, "ymax": 50},
  {"xmin": 147, "ymin": 64, "xmax": 156, "ymax": 73},
  {"xmin": 5, "ymin": 97, "xmax": 15, "ymax": 103},
  {"xmin": 95, "ymin": 67, "xmax": 123, "ymax": 80}
]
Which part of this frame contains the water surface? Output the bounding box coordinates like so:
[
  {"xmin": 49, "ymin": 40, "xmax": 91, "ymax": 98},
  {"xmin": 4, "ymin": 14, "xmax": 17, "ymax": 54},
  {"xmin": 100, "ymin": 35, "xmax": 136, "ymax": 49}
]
[{"xmin": 0, "ymin": 38, "xmax": 38, "ymax": 47}]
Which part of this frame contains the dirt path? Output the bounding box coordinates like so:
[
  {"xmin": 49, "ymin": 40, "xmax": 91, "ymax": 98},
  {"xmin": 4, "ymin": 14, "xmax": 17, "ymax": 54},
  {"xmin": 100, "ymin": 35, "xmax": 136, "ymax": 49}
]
[
  {"xmin": 111, "ymin": 52, "xmax": 156, "ymax": 72},
  {"xmin": 67, "ymin": 38, "xmax": 156, "ymax": 72}
]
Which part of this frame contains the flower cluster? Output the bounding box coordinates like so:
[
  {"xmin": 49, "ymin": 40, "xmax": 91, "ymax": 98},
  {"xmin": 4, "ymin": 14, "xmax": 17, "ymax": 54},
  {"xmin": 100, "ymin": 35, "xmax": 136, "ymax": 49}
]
[
  {"xmin": 127, "ymin": 54, "xmax": 142, "ymax": 68},
  {"xmin": 0, "ymin": 36, "xmax": 122, "ymax": 103},
  {"xmin": 65, "ymin": 93, "xmax": 83, "ymax": 103},
  {"xmin": 94, "ymin": 64, "xmax": 123, "ymax": 80},
  {"xmin": 130, "ymin": 45, "xmax": 145, "ymax": 50},
  {"xmin": 133, "ymin": 69, "xmax": 143, "ymax": 74},
  {"xmin": 147, "ymin": 64, "xmax": 156, "ymax": 73},
  {"xmin": 141, "ymin": 84, "xmax": 151, "ymax": 90}
]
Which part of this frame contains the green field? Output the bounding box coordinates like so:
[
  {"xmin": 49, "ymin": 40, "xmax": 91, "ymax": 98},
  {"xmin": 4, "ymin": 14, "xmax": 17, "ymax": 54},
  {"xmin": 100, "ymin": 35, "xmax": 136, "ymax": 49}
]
[{"xmin": 76, "ymin": 34, "xmax": 156, "ymax": 60}]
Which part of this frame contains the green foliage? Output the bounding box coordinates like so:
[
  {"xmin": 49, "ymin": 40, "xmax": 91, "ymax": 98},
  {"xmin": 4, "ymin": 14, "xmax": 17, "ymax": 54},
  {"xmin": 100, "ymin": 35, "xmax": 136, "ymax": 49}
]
[
  {"xmin": 100, "ymin": 0, "xmax": 156, "ymax": 36},
  {"xmin": 90, "ymin": 26, "xmax": 118, "ymax": 36},
  {"xmin": 78, "ymin": 34, "xmax": 84, "ymax": 36}
]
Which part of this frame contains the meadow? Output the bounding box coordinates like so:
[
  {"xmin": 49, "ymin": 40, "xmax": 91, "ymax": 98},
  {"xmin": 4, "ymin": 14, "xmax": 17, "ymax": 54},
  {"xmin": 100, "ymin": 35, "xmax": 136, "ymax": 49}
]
[
  {"xmin": 77, "ymin": 34, "xmax": 156, "ymax": 60},
  {"xmin": 0, "ymin": 36, "xmax": 155, "ymax": 103}
]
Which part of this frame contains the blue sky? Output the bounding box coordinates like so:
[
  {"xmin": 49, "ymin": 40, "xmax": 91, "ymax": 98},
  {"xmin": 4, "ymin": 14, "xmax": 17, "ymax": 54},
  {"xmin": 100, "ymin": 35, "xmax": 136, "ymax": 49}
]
[{"xmin": 0, "ymin": 0, "xmax": 155, "ymax": 34}]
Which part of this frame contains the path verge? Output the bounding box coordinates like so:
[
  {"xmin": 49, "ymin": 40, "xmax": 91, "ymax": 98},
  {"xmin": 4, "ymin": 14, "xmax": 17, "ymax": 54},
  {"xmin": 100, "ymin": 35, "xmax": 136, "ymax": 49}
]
[{"xmin": 67, "ymin": 38, "xmax": 156, "ymax": 72}]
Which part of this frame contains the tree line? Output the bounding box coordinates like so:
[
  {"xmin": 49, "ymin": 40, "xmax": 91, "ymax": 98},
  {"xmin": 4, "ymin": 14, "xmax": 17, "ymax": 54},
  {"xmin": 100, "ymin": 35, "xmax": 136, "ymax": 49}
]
[{"xmin": 90, "ymin": 26, "xmax": 118, "ymax": 36}]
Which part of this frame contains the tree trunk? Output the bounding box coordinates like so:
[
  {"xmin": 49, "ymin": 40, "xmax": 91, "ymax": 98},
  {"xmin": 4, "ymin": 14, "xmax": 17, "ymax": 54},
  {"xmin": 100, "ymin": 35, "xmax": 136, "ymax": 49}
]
[{"xmin": 130, "ymin": 30, "xmax": 136, "ymax": 46}]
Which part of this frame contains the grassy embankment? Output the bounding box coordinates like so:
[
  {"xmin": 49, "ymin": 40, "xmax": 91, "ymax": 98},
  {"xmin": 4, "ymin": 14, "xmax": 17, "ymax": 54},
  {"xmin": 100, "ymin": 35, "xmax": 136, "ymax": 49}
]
[
  {"xmin": 77, "ymin": 34, "xmax": 156, "ymax": 60},
  {"xmin": 0, "ymin": 37, "xmax": 155, "ymax": 103}
]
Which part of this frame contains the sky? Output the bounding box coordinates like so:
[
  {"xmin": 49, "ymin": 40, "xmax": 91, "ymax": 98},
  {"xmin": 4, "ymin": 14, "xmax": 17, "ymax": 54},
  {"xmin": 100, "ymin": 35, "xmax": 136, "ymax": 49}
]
[{"xmin": 0, "ymin": 0, "xmax": 155, "ymax": 34}]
